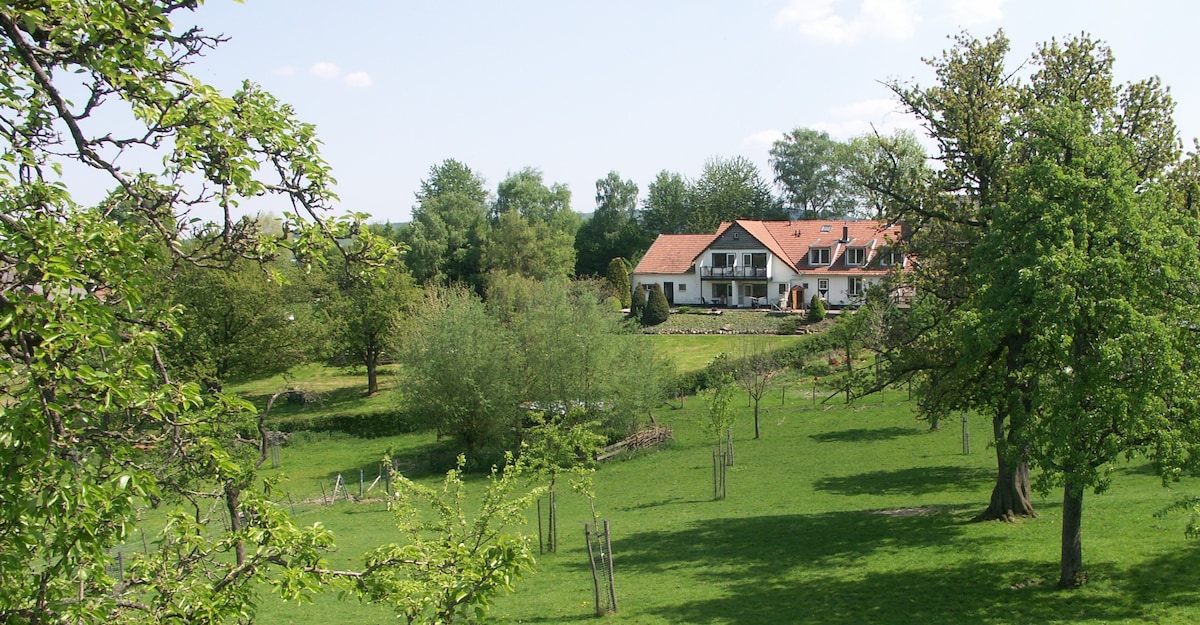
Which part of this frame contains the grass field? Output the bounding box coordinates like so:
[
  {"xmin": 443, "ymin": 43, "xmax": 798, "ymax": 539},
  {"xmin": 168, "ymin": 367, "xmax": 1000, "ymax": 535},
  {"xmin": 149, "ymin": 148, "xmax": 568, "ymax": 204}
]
[{"xmin": 248, "ymin": 360, "xmax": 1200, "ymax": 624}]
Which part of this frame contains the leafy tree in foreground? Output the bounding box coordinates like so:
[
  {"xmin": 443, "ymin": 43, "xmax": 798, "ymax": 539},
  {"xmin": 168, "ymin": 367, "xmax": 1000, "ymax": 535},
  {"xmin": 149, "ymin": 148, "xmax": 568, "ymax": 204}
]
[
  {"xmin": 886, "ymin": 31, "xmax": 1200, "ymax": 586},
  {"xmin": 358, "ymin": 455, "xmax": 542, "ymax": 624},
  {"xmin": 0, "ymin": 1, "xmax": 394, "ymax": 621}
]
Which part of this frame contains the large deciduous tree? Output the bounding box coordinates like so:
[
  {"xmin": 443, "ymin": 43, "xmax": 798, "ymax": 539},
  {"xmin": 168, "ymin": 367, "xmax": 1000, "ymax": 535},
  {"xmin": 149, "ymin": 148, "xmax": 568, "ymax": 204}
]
[
  {"xmin": 640, "ymin": 170, "xmax": 693, "ymax": 236},
  {"xmin": 689, "ymin": 156, "xmax": 785, "ymax": 232},
  {"xmin": 0, "ymin": 2, "xmax": 395, "ymax": 621},
  {"xmin": 883, "ymin": 30, "xmax": 1200, "ymax": 587},
  {"xmin": 485, "ymin": 168, "xmax": 579, "ymax": 280},
  {"xmin": 403, "ymin": 159, "xmax": 491, "ymax": 292},
  {"xmin": 313, "ymin": 256, "xmax": 419, "ymax": 396},
  {"xmin": 158, "ymin": 257, "xmax": 313, "ymax": 390},
  {"xmin": 770, "ymin": 128, "xmax": 856, "ymax": 219},
  {"xmin": 880, "ymin": 30, "xmax": 1033, "ymax": 521},
  {"xmin": 574, "ymin": 171, "xmax": 648, "ymax": 277}
]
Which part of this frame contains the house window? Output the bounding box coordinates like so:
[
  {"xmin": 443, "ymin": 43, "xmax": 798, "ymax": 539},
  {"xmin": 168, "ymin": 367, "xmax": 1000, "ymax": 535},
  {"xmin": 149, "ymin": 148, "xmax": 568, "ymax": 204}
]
[
  {"xmin": 778, "ymin": 283, "xmax": 787, "ymax": 295},
  {"xmin": 678, "ymin": 283, "xmax": 687, "ymax": 292},
  {"xmin": 743, "ymin": 253, "xmax": 752, "ymax": 266},
  {"xmin": 818, "ymin": 278, "xmax": 829, "ymax": 293},
  {"xmin": 847, "ymin": 247, "xmax": 866, "ymax": 266},
  {"xmin": 879, "ymin": 249, "xmax": 903, "ymax": 267},
  {"xmin": 743, "ymin": 284, "xmax": 767, "ymax": 298},
  {"xmin": 809, "ymin": 248, "xmax": 830, "ymax": 265},
  {"xmin": 821, "ymin": 225, "xmax": 831, "ymax": 232},
  {"xmin": 848, "ymin": 277, "xmax": 865, "ymax": 297}
]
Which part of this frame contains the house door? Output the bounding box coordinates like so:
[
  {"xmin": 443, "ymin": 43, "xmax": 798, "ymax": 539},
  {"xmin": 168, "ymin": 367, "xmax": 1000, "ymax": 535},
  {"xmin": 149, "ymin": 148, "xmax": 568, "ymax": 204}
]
[{"xmin": 663, "ymin": 282, "xmax": 674, "ymax": 305}]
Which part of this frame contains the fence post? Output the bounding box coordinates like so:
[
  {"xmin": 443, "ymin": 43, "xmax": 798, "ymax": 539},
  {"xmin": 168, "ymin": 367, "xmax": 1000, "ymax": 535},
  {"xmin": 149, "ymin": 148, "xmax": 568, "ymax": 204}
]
[
  {"xmin": 604, "ymin": 520, "xmax": 618, "ymax": 613},
  {"xmin": 584, "ymin": 523, "xmax": 601, "ymax": 616}
]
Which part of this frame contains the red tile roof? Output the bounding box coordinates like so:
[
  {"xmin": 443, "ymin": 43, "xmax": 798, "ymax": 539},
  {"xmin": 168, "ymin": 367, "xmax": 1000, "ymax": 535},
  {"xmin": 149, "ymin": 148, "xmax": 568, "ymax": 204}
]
[
  {"xmin": 632, "ymin": 233, "xmax": 717, "ymax": 274},
  {"xmin": 634, "ymin": 220, "xmax": 905, "ymax": 276}
]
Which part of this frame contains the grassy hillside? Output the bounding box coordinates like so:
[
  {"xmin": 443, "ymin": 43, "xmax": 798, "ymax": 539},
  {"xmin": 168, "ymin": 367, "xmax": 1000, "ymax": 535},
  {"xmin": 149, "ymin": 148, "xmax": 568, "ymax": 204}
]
[{"xmin": 248, "ymin": 366, "xmax": 1200, "ymax": 624}]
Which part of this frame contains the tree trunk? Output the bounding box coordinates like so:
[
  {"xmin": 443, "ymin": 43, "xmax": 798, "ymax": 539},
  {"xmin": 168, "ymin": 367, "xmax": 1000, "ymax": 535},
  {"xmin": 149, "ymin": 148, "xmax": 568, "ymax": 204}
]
[
  {"xmin": 225, "ymin": 484, "xmax": 245, "ymax": 567},
  {"xmin": 975, "ymin": 414, "xmax": 1036, "ymax": 521},
  {"xmin": 1059, "ymin": 481, "xmax": 1085, "ymax": 588},
  {"xmin": 753, "ymin": 401, "xmax": 760, "ymax": 439},
  {"xmin": 366, "ymin": 352, "xmax": 379, "ymax": 396}
]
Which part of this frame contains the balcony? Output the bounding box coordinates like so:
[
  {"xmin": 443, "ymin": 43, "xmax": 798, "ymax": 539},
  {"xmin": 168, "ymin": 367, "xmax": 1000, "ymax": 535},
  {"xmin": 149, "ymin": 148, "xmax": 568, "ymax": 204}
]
[{"xmin": 699, "ymin": 266, "xmax": 768, "ymax": 280}]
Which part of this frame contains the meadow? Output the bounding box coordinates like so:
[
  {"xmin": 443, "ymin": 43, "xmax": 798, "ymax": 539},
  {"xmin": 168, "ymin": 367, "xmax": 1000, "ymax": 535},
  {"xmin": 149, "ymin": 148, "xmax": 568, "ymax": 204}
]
[{"xmin": 239, "ymin": 339, "xmax": 1200, "ymax": 624}]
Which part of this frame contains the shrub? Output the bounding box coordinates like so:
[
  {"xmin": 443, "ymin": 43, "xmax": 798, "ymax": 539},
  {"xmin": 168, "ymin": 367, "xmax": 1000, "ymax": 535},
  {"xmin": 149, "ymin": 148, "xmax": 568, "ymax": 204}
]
[
  {"xmin": 808, "ymin": 295, "xmax": 826, "ymax": 322},
  {"xmin": 776, "ymin": 317, "xmax": 802, "ymax": 335},
  {"xmin": 642, "ymin": 284, "xmax": 670, "ymax": 326},
  {"xmin": 631, "ymin": 283, "xmax": 647, "ymax": 319},
  {"xmin": 604, "ymin": 295, "xmax": 623, "ymax": 312},
  {"xmin": 607, "ymin": 257, "xmax": 632, "ymax": 308}
]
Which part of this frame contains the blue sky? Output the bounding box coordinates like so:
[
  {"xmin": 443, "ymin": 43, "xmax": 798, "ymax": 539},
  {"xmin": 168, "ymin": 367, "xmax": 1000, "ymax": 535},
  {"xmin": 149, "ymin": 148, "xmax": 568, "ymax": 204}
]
[{"xmin": 179, "ymin": 0, "xmax": 1200, "ymax": 223}]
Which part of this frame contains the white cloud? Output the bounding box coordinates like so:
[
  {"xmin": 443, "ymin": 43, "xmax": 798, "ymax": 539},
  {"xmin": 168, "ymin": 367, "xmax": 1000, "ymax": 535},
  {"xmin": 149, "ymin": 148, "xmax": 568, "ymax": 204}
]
[
  {"xmin": 942, "ymin": 0, "xmax": 1004, "ymax": 26},
  {"xmin": 343, "ymin": 71, "xmax": 373, "ymax": 88},
  {"xmin": 309, "ymin": 61, "xmax": 342, "ymax": 80},
  {"xmin": 773, "ymin": 0, "xmax": 920, "ymax": 45},
  {"xmin": 742, "ymin": 129, "xmax": 785, "ymax": 150},
  {"xmin": 811, "ymin": 98, "xmax": 922, "ymax": 139},
  {"xmin": 272, "ymin": 65, "xmax": 297, "ymax": 77}
]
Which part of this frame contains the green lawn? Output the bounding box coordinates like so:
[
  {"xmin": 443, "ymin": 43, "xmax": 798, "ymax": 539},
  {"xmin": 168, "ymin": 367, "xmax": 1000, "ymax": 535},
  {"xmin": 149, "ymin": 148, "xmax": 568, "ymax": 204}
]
[{"xmin": 251, "ymin": 376, "xmax": 1200, "ymax": 624}]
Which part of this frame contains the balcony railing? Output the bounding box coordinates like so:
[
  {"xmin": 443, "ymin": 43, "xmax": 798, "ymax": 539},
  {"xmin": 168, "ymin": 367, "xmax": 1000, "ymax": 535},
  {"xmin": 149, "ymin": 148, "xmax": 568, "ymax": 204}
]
[{"xmin": 700, "ymin": 266, "xmax": 768, "ymax": 280}]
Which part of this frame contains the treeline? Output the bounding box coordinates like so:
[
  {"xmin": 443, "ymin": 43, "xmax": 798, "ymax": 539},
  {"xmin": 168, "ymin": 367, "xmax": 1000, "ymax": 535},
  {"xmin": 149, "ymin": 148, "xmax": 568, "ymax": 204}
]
[{"xmin": 376, "ymin": 128, "xmax": 927, "ymax": 284}]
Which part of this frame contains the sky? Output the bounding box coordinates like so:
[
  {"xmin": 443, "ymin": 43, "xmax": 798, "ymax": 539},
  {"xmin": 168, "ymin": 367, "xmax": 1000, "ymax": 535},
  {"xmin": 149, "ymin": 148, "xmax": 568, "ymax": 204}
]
[{"xmin": 171, "ymin": 0, "xmax": 1200, "ymax": 224}]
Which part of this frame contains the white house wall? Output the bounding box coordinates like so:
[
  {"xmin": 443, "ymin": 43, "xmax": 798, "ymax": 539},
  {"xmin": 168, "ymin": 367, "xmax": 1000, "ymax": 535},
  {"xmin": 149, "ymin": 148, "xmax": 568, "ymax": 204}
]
[{"xmin": 631, "ymin": 274, "xmax": 705, "ymax": 306}]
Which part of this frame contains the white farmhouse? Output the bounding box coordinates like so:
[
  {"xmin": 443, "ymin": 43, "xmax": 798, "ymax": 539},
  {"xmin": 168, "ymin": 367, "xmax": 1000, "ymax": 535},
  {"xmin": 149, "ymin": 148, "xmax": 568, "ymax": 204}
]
[{"xmin": 631, "ymin": 219, "xmax": 908, "ymax": 309}]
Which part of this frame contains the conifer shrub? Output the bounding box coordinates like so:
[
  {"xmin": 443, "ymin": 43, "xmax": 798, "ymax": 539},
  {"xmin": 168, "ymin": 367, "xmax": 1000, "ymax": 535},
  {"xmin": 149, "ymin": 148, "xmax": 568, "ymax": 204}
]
[
  {"xmin": 607, "ymin": 257, "xmax": 632, "ymax": 308},
  {"xmin": 642, "ymin": 283, "xmax": 670, "ymax": 326},
  {"xmin": 631, "ymin": 283, "xmax": 647, "ymax": 319},
  {"xmin": 808, "ymin": 294, "xmax": 826, "ymax": 322}
]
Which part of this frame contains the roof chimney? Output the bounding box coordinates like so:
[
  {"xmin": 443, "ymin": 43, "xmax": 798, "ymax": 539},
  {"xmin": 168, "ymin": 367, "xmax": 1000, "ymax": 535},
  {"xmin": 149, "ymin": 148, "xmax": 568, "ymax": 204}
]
[{"xmin": 842, "ymin": 225, "xmax": 849, "ymax": 242}]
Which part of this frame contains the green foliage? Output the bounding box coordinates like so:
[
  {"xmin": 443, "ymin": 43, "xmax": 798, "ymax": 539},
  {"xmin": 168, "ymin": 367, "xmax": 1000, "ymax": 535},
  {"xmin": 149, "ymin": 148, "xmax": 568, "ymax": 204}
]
[
  {"xmin": 640, "ymin": 170, "xmax": 693, "ymax": 236},
  {"xmin": 688, "ymin": 156, "xmax": 785, "ymax": 232},
  {"xmin": 770, "ymin": 128, "xmax": 856, "ymax": 219},
  {"xmin": 403, "ymin": 280, "xmax": 667, "ymax": 459},
  {"xmin": 642, "ymin": 283, "xmax": 670, "ymax": 326},
  {"xmin": 575, "ymin": 172, "xmax": 648, "ymax": 277},
  {"xmin": 883, "ymin": 30, "xmax": 1200, "ymax": 586},
  {"xmin": 360, "ymin": 455, "xmax": 542, "ymax": 624},
  {"xmin": 400, "ymin": 286, "xmax": 522, "ymax": 456},
  {"xmin": 310, "ymin": 257, "xmax": 419, "ymax": 396},
  {"xmin": 520, "ymin": 412, "xmax": 606, "ymax": 483},
  {"xmin": 808, "ymin": 295, "xmax": 826, "ymax": 321},
  {"xmin": 776, "ymin": 317, "xmax": 803, "ymax": 335},
  {"xmin": 158, "ymin": 257, "xmax": 313, "ymax": 388},
  {"xmin": 630, "ymin": 282, "xmax": 647, "ymax": 319},
  {"xmin": 0, "ymin": 3, "xmax": 400, "ymax": 620},
  {"xmin": 482, "ymin": 210, "xmax": 577, "ymax": 281},
  {"xmin": 702, "ymin": 375, "xmax": 737, "ymax": 445},
  {"xmin": 403, "ymin": 159, "xmax": 491, "ymax": 292},
  {"xmin": 606, "ymin": 256, "xmax": 633, "ymax": 308}
]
